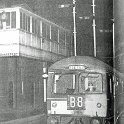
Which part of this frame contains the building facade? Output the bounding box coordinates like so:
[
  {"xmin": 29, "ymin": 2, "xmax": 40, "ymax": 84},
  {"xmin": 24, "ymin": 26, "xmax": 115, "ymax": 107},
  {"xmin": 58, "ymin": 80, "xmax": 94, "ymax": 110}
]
[{"xmin": 0, "ymin": 6, "xmax": 72, "ymax": 122}]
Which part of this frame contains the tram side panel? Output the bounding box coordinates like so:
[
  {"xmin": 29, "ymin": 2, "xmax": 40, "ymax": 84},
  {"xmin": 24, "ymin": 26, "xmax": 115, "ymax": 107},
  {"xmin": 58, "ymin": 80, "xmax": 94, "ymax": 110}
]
[
  {"xmin": 114, "ymin": 76, "xmax": 124, "ymax": 124},
  {"xmin": 106, "ymin": 74, "xmax": 114, "ymax": 124}
]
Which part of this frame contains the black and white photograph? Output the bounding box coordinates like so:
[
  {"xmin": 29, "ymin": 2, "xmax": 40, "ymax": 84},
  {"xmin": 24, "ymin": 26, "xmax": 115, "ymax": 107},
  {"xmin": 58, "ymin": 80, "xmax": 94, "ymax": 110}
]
[{"xmin": 0, "ymin": 0, "xmax": 123, "ymax": 124}]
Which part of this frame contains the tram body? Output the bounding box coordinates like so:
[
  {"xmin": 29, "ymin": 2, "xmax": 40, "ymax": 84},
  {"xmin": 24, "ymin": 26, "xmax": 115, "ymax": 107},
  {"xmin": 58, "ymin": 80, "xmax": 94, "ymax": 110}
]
[
  {"xmin": 114, "ymin": 71, "xmax": 124, "ymax": 124},
  {"xmin": 46, "ymin": 56, "xmax": 114, "ymax": 124}
]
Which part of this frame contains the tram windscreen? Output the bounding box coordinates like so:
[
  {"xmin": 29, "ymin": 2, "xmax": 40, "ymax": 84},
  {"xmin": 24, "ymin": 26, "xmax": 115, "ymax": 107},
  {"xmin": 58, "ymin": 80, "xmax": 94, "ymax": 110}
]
[
  {"xmin": 79, "ymin": 73, "xmax": 102, "ymax": 93},
  {"xmin": 54, "ymin": 73, "xmax": 76, "ymax": 94},
  {"xmin": 53, "ymin": 73, "xmax": 102, "ymax": 94}
]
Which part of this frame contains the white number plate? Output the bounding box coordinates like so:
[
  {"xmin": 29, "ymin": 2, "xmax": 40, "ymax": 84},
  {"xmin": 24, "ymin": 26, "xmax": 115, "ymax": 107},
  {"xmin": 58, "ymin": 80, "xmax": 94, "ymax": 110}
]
[{"xmin": 67, "ymin": 95, "xmax": 85, "ymax": 110}]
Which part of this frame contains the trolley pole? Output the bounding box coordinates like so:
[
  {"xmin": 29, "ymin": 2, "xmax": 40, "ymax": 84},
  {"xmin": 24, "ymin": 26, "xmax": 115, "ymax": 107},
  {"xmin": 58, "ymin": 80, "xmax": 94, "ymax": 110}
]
[
  {"xmin": 112, "ymin": 9, "xmax": 116, "ymax": 124},
  {"xmin": 73, "ymin": 0, "xmax": 77, "ymax": 56},
  {"xmin": 92, "ymin": 0, "xmax": 96, "ymax": 57}
]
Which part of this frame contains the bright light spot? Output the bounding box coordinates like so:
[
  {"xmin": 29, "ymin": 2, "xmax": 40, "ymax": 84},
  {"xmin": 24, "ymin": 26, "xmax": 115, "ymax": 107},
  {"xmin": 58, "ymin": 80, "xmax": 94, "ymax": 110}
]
[
  {"xmin": 58, "ymin": 5, "xmax": 65, "ymax": 8},
  {"xmin": 79, "ymin": 17, "xmax": 83, "ymax": 19}
]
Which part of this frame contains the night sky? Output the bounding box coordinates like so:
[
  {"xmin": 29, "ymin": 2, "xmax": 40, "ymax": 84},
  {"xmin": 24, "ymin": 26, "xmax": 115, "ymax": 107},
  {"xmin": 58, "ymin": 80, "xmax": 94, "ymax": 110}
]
[{"xmin": 0, "ymin": 0, "xmax": 113, "ymax": 66}]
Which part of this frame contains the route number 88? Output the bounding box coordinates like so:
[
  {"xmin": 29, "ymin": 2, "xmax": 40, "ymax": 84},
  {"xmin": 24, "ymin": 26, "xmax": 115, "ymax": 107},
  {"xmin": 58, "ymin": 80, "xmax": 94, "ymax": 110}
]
[{"xmin": 70, "ymin": 96, "xmax": 83, "ymax": 108}]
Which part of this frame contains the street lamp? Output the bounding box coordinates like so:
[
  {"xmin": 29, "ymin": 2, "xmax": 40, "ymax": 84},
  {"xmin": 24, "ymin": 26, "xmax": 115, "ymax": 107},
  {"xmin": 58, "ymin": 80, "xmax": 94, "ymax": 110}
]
[
  {"xmin": 59, "ymin": 0, "xmax": 77, "ymax": 56},
  {"xmin": 72, "ymin": 0, "xmax": 77, "ymax": 56},
  {"xmin": 91, "ymin": 0, "xmax": 96, "ymax": 57},
  {"xmin": 59, "ymin": 0, "xmax": 96, "ymax": 57}
]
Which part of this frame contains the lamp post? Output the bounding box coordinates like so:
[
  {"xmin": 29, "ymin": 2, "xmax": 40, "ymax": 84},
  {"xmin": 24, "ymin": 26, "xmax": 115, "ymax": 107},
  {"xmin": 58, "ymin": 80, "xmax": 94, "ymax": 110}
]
[
  {"xmin": 92, "ymin": 0, "xmax": 96, "ymax": 57},
  {"xmin": 72, "ymin": 0, "xmax": 77, "ymax": 56},
  {"xmin": 59, "ymin": 0, "xmax": 77, "ymax": 56}
]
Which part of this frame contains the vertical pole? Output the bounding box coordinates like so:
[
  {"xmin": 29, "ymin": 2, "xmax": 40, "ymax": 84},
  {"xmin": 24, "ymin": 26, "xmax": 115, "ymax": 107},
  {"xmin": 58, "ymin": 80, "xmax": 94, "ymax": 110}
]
[
  {"xmin": 112, "ymin": 0, "xmax": 116, "ymax": 122},
  {"xmin": 73, "ymin": 75, "xmax": 75, "ymax": 89},
  {"xmin": 113, "ymin": 20, "xmax": 115, "ymax": 67},
  {"xmin": 13, "ymin": 82, "xmax": 16, "ymax": 108},
  {"xmin": 92, "ymin": 0, "xmax": 96, "ymax": 57},
  {"xmin": 40, "ymin": 21, "xmax": 43, "ymax": 49},
  {"xmin": 33, "ymin": 82, "xmax": 35, "ymax": 107},
  {"xmin": 22, "ymin": 81, "xmax": 24, "ymax": 95},
  {"xmin": 43, "ymin": 79, "xmax": 47, "ymax": 102},
  {"xmin": 58, "ymin": 29, "xmax": 60, "ymax": 54},
  {"xmin": 50, "ymin": 25, "xmax": 52, "ymax": 52},
  {"xmin": 43, "ymin": 62, "xmax": 47, "ymax": 102},
  {"xmin": 73, "ymin": 0, "xmax": 77, "ymax": 56}
]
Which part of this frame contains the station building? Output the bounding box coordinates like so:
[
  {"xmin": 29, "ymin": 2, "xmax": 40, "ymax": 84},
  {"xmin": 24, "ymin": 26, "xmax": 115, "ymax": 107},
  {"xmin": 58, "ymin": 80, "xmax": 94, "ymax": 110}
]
[{"xmin": 0, "ymin": 5, "xmax": 72, "ymax": 122}]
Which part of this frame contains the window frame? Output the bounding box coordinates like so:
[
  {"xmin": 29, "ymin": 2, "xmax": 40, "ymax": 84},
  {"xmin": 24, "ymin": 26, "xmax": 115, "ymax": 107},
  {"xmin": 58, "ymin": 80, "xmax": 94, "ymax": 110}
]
[
  {"xmin": 78, "ymin": 72, "xmax": 103, "ymax": 94},
  {"xmin": 52, "ymin": 72, "xmax": 77, "ymax": 95},
  {"xmin": 52, "ymin": 72, "xmax": 103, "ymax": 95},
  {"xmin": 0, "ymin": 11, "xmax": 16, "ymax": 29}
]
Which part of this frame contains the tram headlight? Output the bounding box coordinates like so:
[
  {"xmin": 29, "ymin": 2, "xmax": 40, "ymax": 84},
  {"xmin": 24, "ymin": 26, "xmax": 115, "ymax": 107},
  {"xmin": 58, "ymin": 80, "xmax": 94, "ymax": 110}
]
[
  {"xmin": 52, "ymin": 102, "xmax": 57, "ymax": 108},
  {"xmin": 50, "ymin": 117, "xmax": 58, "ymax": 124},
  {"xmin": 97, "ymin": 103, "xmax": 102, "ymax": 108},
  {"xmin": 90, "ymin": 118, "xmax": 101, "ymax": 124}
]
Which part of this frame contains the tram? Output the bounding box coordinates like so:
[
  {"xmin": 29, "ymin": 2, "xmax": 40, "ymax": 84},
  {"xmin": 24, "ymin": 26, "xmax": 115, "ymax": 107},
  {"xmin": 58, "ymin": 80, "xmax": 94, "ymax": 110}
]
[{"xmin": 46, "ymin": 56, "xmax": 114, "ymax": 124}]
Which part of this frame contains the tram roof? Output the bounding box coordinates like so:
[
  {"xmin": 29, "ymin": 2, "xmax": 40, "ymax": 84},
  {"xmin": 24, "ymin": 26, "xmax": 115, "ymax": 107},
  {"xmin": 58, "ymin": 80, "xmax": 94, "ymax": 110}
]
[{"xmin": 49, "ymin": 56, "xmax": 113, "ymax": 73}]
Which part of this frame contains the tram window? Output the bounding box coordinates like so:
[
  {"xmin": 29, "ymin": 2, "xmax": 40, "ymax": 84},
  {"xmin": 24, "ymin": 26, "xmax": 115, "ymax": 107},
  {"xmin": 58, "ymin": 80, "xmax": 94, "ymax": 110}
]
[
  {"xmin": 54, "ymin": 73, "xmax": 75, "ymax": 94},
  {"xmin": 109, "ymin": 77, "xmax": 113, "ymax": 93},
  {"xmin": 118, "ymin": 79, "xmax": 123, "ymax": 93},
  {"xmin": 79, "ymin": 73, "xmax": 102, "ymax": 93}
]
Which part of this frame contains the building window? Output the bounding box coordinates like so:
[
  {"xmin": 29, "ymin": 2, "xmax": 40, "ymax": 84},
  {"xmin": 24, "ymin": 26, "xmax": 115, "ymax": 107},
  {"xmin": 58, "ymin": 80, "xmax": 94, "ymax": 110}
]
[
  {"xmin": 20, "ymin": 12, "xmax": 30, "ymax": 32},
  {"xmin": 23, "ymin": 13, "xmax": 25, "ymax": 30},
  {"xmin": 0, "ymin": 11, "xmax": 16, "ymax": 29},
  {"xmin": 25, "ymin": 15, "xmax": 28, "ymax": 31},
  {"xmin": 28, "ymin": 16, "xmax": 30, "ymax": 32},
  {"xmin": 11, "ymin": 12, "xmax": 16, "ymax": 28},
  {"xmin": 36, "ymin": 20, "xmax": 40, "ymax": 36},
  {"xmin": 6, "ymin": 12, "xmax": 10, "ymax": 28},
  {"xmin": 20, "ymin": 12, "xmax": 23, "ymax": 29},
  {"xmin": 8, "ymin": 81, "xmax": 14, "ymax": 108},
  {"xmin": 32, "ymin": 17, "xmax": 35, "ymax": 34},
  {"xmin": 59, "ymin": 29, "xmax": 65, "ymax": 46},
  {"xmin": 42, "ymin": 22, "xmax": 47, "ymax": 38},
  {"xmin": 46, "ymin": 25, "xmax": 50, "ymax": 40},
  {"xmin": 51, "ymin": 26, "xmax": 58, "ymax": 42}
]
